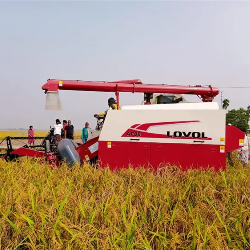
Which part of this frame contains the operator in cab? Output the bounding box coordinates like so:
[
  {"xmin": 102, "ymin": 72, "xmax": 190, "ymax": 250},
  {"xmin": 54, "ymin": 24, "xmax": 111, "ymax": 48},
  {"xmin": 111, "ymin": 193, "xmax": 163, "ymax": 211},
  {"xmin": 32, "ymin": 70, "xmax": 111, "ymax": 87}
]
[{"xmin": 94, "ymin": 97, "xmax": 120, "ymax": 118}]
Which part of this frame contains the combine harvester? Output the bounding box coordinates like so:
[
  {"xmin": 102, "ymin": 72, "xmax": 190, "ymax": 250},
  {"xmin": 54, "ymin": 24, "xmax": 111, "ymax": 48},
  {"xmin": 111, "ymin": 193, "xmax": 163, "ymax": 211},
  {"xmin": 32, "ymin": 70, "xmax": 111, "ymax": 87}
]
[
  {"xmin": 1, "ymin": 79, "xmax": 244, "ymax": 171},
  {"xmin": 42, "ymin": 79, "xmax": 244, "ymax": 171}
]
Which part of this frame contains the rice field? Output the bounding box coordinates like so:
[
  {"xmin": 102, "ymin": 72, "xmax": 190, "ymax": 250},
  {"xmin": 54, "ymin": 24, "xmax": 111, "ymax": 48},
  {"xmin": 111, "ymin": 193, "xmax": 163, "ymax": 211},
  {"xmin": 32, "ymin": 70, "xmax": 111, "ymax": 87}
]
[{"xmin": 0, "ymin": 152, "xmax": 250, "ymax": 249}]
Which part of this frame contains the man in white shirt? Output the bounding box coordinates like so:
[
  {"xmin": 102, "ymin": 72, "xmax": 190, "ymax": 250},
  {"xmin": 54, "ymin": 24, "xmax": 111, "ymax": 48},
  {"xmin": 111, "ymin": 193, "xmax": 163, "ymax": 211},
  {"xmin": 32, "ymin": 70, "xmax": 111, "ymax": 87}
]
[{"xmin": 54, "ymin": 119, "xmax": 63, "ymax": 145}]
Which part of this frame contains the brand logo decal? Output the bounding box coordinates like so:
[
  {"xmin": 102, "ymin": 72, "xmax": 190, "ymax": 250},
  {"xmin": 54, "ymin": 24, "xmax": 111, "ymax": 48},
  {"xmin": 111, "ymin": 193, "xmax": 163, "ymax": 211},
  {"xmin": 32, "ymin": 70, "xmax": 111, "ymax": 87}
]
[
  {"xmin": 167, "ymin": 131, "xmax": 208, "ymax": 139},
  {"xmin": 121, "ymin": 121, "xmax": 212, "ymax": 140}
]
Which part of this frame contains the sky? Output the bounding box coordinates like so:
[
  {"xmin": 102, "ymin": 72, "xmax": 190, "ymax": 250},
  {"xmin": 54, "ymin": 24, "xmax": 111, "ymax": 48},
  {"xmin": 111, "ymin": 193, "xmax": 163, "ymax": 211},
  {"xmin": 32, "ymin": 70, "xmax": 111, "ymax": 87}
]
[{"xmin": 0, "ymin": 1, "xmax": 250, "ymax": 130}]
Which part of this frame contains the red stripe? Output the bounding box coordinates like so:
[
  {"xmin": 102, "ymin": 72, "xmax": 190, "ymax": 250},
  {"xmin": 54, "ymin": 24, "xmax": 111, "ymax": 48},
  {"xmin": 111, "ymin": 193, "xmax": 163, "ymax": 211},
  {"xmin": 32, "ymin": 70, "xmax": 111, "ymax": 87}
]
[
  {"xmin": 130, "ymin": 124, "xmax": 140, "ymax": 129},
  {"xmin": 133, "ymin": 120, "xmax": 200, "ymax": 131}
]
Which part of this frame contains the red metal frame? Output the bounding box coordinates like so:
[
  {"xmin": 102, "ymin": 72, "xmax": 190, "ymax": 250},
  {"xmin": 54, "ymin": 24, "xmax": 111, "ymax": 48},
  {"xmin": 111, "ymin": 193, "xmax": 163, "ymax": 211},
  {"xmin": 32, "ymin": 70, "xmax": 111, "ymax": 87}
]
[
  {"xmin": 42, "ymin": 79, "xmax": 220, "ymax": 102},
  {"xmin": 76, "ymin": 136, "xmax": 99, "ymax": 164},
  {"xmin": 10, "ymin": 147, "xmax": 46, "ymax": 158},
  {"xmin": 9, "ymin": 147, "xmax": 58, "ymax": 167},
  {"xmin": 225, "ymin": 125, "xmax": 244, "ymax": 153}
]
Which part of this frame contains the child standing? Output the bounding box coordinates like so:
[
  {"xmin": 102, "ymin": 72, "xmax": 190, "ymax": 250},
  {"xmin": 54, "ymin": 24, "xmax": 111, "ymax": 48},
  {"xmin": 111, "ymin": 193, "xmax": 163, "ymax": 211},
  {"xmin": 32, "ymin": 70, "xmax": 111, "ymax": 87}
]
[{"xmin": 28, "ymin": 126, "xmax": 35, "ymax": 146}]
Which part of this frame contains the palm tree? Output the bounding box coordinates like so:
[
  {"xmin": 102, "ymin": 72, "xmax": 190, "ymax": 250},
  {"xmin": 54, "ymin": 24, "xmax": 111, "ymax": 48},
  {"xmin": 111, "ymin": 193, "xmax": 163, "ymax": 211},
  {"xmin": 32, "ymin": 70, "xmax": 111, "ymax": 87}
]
[{"xmin": 222, "ymin": 99, "xmax": 230, "ymax": 110}]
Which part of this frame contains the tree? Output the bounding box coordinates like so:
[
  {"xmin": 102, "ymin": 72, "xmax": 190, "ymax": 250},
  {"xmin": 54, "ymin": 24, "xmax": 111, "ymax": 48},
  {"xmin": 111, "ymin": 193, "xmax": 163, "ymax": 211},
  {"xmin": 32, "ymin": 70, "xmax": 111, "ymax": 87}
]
[
  {"xmin": 222, "ymin": 98, "xmax": 230, "ymax": 110},
  {"xmin": 226, "ymin": 107, "xmax": 250, "ymax": 132}
]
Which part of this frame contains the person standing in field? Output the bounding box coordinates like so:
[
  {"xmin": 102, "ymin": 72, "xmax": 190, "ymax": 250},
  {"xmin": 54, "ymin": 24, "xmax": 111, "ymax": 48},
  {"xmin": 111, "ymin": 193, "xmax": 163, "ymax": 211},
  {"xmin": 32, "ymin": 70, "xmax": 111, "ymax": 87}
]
[
  {"xmin": 61, "ymin": 120, "xmax": 67, "ymax": 139},
  {"xmin": 238, "ymin": 130, "xmax": 250, "ymax": 167},
  {"xmin": 65, "ymin": 120, "xmax": 74, "ymax": 140},
  {"xmin": 28, "ymin": 125, "xmax": 35, "ymax": 146},
  {"xmin": 81, "ymin": 122, "xmax": 91, "ymax": 143},
  {"xmin": 54, "ymin": 119, "xmax": 63, "ymax": 145}
]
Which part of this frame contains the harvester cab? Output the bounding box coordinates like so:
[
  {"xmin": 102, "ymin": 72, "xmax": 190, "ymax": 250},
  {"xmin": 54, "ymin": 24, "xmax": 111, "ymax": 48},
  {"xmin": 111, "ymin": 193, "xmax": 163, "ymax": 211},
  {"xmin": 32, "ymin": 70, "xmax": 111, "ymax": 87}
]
[{"xmin": 151, "ymin": 93, "xmax": 187, "ymax": 105}]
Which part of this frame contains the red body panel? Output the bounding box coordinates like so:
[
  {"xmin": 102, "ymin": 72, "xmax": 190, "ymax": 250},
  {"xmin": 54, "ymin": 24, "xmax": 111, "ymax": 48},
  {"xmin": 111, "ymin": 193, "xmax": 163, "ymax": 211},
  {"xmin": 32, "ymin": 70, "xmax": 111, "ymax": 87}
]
[
  {"xmin": 225, "ymin": 125, "xmax": 245, "ymax": 153},
  {"xmin": 42, "ymin": 79, "xmax": 219, "ymax": 102},
  {"xmin": 150, "ymin": 143, "xmax": 225, "ymax": 171},
  {"xmin": 98, "ymin": 141, "xmax": 225, "ymax": 171},
  {"xmin": 76, "ymin": 136, "xmax": 99, "ymax": 163},
  {"xmin": 98, "ymin": 141, "xmax": 151, "ymax": 170},
  {"xmin": 10, "ymin": 148, "xmax": 46, "ymax": 158}
]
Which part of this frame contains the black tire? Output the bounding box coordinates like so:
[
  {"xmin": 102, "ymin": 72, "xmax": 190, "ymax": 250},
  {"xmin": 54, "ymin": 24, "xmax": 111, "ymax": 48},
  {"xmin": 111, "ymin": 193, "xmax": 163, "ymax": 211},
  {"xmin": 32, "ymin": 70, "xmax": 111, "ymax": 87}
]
[
  {"xmin": 5, "ymin": 154, "xmax": 18, "ymax": 162},
  {"xmin": 90, "ymin": 155, "xmax": 98, "ymax": 167}
]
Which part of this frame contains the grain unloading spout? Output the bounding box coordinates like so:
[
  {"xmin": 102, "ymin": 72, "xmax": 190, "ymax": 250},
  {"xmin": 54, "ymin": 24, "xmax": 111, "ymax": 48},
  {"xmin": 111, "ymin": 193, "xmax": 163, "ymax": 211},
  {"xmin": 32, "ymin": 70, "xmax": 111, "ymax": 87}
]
[
  {"xmin": 41, "ymin": 79, "xmax": 220, "ymax": 109},
  {"xmin": 42, "ymin": 81, "xmax": 61, "ymax": 110},
  {"xmin": 45, "ymin": 92, "xmax": 62, "ymax": 110}
]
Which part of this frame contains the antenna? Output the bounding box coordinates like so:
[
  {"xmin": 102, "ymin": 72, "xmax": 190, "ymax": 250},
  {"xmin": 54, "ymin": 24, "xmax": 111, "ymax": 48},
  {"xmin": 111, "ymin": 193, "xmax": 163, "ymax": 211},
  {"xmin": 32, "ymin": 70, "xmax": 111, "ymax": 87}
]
[{"xmin": 220, "ymin": 91, "xmax": 223, "ymax": 108}]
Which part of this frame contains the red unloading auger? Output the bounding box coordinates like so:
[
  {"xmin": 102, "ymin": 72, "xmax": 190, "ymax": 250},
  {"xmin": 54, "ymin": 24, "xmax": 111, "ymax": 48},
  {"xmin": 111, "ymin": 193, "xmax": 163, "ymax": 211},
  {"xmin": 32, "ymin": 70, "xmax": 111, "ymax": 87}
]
[{"xmin": 41, "ymin": 79, "xmax": 220, "ymax": 109}]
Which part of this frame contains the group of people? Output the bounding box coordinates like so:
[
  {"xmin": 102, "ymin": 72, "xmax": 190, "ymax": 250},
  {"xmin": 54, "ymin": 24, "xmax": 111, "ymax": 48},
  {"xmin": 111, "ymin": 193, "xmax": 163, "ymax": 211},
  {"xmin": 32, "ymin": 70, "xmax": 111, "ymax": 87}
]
[
  {"xmin": 53, "ymin": 119, "xmax": 92, "ymax": 145},
  {"xmin": 28, "ymin": 120, "xmax": 91, "ymax": 146},
  {"xmin": 53, "ymin": 119, "xmax": 74, "ymax": 145},
  {"xmin": 28, "ymin": 97, "xmax": 120, "ymax": 146}
]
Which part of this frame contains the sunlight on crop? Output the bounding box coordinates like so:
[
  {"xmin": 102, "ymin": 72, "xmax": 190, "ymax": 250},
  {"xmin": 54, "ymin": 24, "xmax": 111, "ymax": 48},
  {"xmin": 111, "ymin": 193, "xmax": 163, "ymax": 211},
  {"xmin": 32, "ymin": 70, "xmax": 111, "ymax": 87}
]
[{"xmin": 0, "ymin": 152, "xmax": 249, "ymax": 249}]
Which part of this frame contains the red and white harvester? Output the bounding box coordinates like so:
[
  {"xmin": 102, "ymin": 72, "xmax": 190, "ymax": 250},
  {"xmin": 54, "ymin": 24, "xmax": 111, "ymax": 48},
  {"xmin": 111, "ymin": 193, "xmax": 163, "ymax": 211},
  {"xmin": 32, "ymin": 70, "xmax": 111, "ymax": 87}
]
[
  {"xmin": 0, "ymin": 79, "xmax": 244, "ymax": 171},
  {"xmin": 40, "ymin": 79, "xmax": 244, "ymax": 171}
]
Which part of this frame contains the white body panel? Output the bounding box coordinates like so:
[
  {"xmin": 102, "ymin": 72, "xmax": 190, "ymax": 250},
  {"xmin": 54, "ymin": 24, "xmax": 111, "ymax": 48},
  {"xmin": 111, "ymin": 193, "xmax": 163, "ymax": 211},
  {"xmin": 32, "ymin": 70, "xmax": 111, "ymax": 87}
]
[
  {"xmin": 121, "ymin": 102, "xmax": 219, "ymax": 110},
  {"xmin": 99, "ymin": 108, "xmax": 226, "ymax": 145},
  {"xmin": 87, "ymin": 130, "xmax": 101, "ymax": 140}
]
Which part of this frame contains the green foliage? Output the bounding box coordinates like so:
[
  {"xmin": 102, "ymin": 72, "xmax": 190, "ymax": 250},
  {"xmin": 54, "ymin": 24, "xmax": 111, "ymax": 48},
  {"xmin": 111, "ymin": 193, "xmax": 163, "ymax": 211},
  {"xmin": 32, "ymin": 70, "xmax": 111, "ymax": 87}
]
[
  {"xmin": 222, "ymin": 99, "xmax": 230, "ymax": 110},
  {"xmin": 226, "ymin": 106, "xmax": 250, "ymax": 132}
]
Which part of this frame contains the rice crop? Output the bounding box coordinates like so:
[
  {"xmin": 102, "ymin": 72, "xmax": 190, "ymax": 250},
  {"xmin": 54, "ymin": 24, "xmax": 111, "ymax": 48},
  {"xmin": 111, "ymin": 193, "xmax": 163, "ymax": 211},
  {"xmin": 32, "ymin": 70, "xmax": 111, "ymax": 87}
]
[
  {"xmin": 0, "ymin": 131, "xmax": 48, "ymax": 140},
  {"xmin": 0, "ymin": 130, "xmax": 82, "ymax": 140},
  {"xmin": 0, "ymin": 152, "xmax": 250, "ymax": 249}
]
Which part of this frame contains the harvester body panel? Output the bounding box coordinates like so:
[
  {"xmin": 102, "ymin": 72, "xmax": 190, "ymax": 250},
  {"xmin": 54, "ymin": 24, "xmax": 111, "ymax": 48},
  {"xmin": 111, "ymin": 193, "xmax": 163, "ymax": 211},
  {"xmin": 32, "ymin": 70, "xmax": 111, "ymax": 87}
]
[
  {"xmin": 76, "ymin": 136, "xmax": 99, "ymax": 164},
  {"xmin": 97, "ymin": 103, "xmax": 244, "ymax": 171},
  {"xmin": 39, "ymin": 78, "xmax": 245, "ymax": 170}
]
